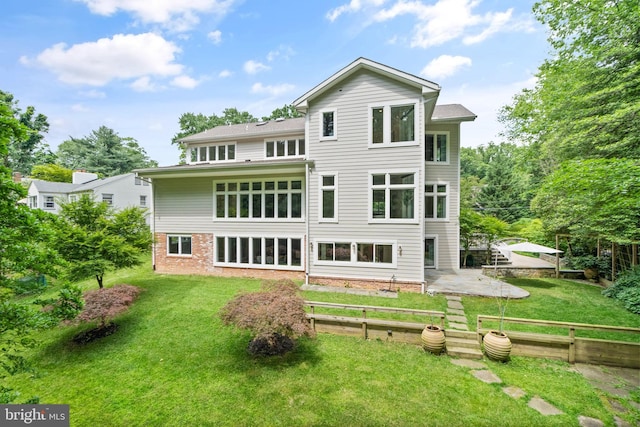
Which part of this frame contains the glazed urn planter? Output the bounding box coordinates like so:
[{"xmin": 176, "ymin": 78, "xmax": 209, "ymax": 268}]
[
  {"xmin": 483, "ymin": 330, "xmax": 512, "ymax": 361},
  {"xmin": 421, "ymin": 325, "xmax": 446, "ymax": 355}
]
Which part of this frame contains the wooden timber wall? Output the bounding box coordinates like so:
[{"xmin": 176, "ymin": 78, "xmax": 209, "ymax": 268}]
[{"xmin": 477, "ymin": 315, "xmax": 640, "ymax": 369}]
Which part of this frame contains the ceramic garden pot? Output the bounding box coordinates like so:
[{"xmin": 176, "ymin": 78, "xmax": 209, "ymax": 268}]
[
  {"xmin": 483, "ymin": 330, "xmax": 512, "ymax": 361},
  {"xmin": 421, "ymin": 325, "xmax": 446, "ymax": 355}
]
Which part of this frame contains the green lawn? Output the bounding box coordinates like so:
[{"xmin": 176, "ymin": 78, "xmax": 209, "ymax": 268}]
[
  {"xmin": 462, "ymin": 278, "xmax": 640, "ymax": 341},
  {"xmin": 5, "ymin": 264, "xmax": 639, "ymax": 426}
]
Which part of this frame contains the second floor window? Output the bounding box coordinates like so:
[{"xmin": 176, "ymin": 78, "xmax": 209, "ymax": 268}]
[
  {"xmin": 265, "ymin": 138, "xmax": 305, "ymax": 158},
  {"xmin": 370, "ymin": 101, "xmax": 418, "ymax": 146},
  {"xmin": 189, "ymin": 144, "xmax": 236, "ymax": 163},
  {"xmin": 370, "ymin": 172, "xmax": 416, "ymax": 221},
  {"xmin": 320, "ymin": 109, "xmax": 337, "ymax": 140},
  {"xmin": 140, "ymin": 195, "xmax": 147, "ymax": 207},
  {"xmin": 425, "ymin": 132, "xmax": 449, "ymax": 163},
  {"xmin": 319, "ymin": 173, "xmax": 337, "ymax": 222},
  {"xmin": 425, "ymin": 183, "xmax": 448, "ymax": 220}
]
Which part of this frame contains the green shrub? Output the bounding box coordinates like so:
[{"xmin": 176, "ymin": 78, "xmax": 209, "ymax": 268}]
[{"xmin": 603, "ymin": 266, "xmax": 640, "ymax": 314}]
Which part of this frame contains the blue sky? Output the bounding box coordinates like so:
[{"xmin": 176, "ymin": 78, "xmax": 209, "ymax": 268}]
[{"xmin": 1, "ymin": 0, "xmax": 548, "ymax": 166}]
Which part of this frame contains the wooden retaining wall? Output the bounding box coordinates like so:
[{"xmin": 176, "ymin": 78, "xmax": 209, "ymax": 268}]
[
  {"xmin": 477, "ymin": 315, "xmax": 640, "ymax": 368},
  {"xmin": 304, "ymin": 302, "xmax": 640, "ymax": 368},
  {"xmin": 305, "ymin": 301, "xmax": 444, "ymax": 344}
]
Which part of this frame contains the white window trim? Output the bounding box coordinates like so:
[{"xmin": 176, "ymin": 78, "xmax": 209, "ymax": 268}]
[
  {"xmin": 368, "ymin": 169, "xmax": 419, "ymax": 224},
  {"xmin": 264, "ymin": 137, "xmax": 305, "ymax": 159},
  {"xmin": 214, "ymin": 235, "xmax": 304, "ymax": 271},
  {"xmin": 368, "ymin": 99, "xmax": 420, "ymax": 148},
  {"xmin": 318, "ymin": 172, "xmax": 338, "ymax": 223},
  {"xmin": 424, "ymin": 182, "xmax": 449, "ymax": 222},
  {"xmin": 424, "ymin": 235, "xmax": 438, "ymax": 269},
  {"xmin": 167, "ymin": 234, "xmax": 192, "ymax": 257},
  {"xmin": 319, "ymin": 108, "xmax": 337, "ymax": 141},
  {"xmin": 140, "ymin": 195, "xmax": 147, "ymax": 207},
  {"xmin": 44, "ymin": 195, "xmax": 54, "ymax": 209},
  {"xmin": 312, "ymin": 239, "xmax": 398, "ymax": 269},
  {"xmin": 213, "ymin": 179, "xmax": 305, "ymax": 222},
  {"xmin": 425, "ymin": 131, "xmax": 450, "ymax": 164},
  {"xmin": 188, "ymin": 142, "xmax": 237, "ymax": 164}
]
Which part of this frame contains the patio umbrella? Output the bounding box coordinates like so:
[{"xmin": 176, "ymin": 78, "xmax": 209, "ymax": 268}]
[{"xmin": 505, "ymin": 242, "xmax": 563, "ymax": 254}]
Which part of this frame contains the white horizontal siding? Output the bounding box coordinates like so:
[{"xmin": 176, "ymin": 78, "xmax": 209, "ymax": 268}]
[{"xmin": 307, "ymin": 70, "xmax": 425, "ymax": 282}]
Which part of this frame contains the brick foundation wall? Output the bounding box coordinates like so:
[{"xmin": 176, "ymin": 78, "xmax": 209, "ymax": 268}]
[
  {"xmin": 309, "ymin": 276, "xmax": 423, "ymax": 293},
  {"xmin": 154, "ymin": 232, "xmax": 305, "ymax": 281}
]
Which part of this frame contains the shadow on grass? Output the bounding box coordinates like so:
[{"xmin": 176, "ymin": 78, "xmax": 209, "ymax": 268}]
[
  {"xmin": 506, "ymin": 278, "xmax": 558, "ymax": 290},
  {"xmin": 223, "ymin": 332, "xmax": 322, "ymax": 373}
]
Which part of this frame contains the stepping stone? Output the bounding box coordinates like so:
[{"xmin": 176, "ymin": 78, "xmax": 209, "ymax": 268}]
[
  {"xmin": 471, "ymin": 369, "xmax": 502, "ymax": 384},
  {"xmin": 502, "ymin": 386, "xmax": 526, "ymax": 399},
  {"xmin": 578, "ymin": 415, "xmax": 604, "ymax": 427},
  {"xmin": 447, "ymin": 314, "xmax": 467, "ymax": 324},
  {"xmin": 446, "ymin": 296, "xmax": 462, "ymax": 301},
  {"xmin": 448, "ymin": 322, "xmax": 468, "ymax": 330},
  {"xmin": 528, "ymin": 396, "xmax": 564, "ymax": 415},
  {"xmin": 447, "ymin": 308, "xmax": 465, "ymax": 316},
  {"xmin": 614, "ymin": 415, "xmax": 632, "ymax": 427},
  {"xmin": 451, "ymin": 359, "xmax": 487, "ymax": 369},
  {"xmin": 447, "ymin": 300, "xmax": 464, "ymax": 310}
]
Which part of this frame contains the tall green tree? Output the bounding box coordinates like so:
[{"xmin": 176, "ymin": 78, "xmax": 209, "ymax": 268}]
[
  {"xmin": 56, "ymin": 126, "xmax": 157, "ymax": 177},
  {"xmin": 30, "ymin": 163, "xmax": 73, "ymax": 182},
  {"xmin": 531, "ymin": 158, "xmax": 640, "ymax": 244},
  {"xmin": 261, "ymin": 104, "xmax": 301, "ymax": 121},
  {"xmin": 54, "ymin": 195, "xmax": 152, "ymax": 288},
  {"xmin": 0, "ymin": 90, "xmax": 53, "ymax": 175},
  {"xmin": 500, "ymin": 0, "xmax": 640, "ymax": 166}
]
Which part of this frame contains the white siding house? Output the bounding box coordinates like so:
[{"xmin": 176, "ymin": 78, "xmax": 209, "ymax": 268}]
[
  {"xmin": 137, "ymin": 58, "xmax": 475, "ymax": 292},
  {"xmin": 27, "ymin": 172, "xmax": 152, "ymax": 217}
]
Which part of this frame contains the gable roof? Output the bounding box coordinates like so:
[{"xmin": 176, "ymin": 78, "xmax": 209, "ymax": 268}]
[
  {"xmin": 30, "ymin": 180, "xmax": 78, "ymax": 194},
  {"xmin": 432, "ymin": 104, "xmax": 477, "ymax": 122},
  {"xmin": 29, "ymin": 173, "xmax": 134, "ymax": 195},
  {"xmin": 180, "ymin": 117, "xmax": 305, "ymax": 143},
  {"xmin": 293, "ymin": 57, "xmax": 441, "ymax": 112}
]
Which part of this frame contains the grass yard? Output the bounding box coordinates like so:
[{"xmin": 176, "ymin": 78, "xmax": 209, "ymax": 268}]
[
  {"xmin": 462, "ymin": 278, "xmax": 640, "ymax": 341},
  {"xmin": 5, "ymin": 263, "xmax": 639, "ymax": 426}
]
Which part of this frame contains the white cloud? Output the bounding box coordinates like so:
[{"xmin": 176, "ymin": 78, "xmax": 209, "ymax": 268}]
[
  {"xmin": 71, "ymin": 103, "xmax": 89, "ymax": 112},
  {"xmin": 244, "ymin": 60, "xmax": 270, "ymax": 75},
  {"xmin": 218, "ymin": 69, "xmax": 232, "ymax": 78},
  {"xmin": 171, "ymin": 75, "xmax": 199, "ymax": 89},
  {"xmin": 79, "ymin": 89, "xmax": 106, "ymax": 98},
  {"xmin": 207, "ymin": 30, "xmax": 222, "ymax": 44},
  {"xmin": 421, "ymin": 55, "xmax": 472, "ymax": 79},
  {"xmin": 75, "ymin": 0, "xmax": 238, "ymax": 31},
  {"xmin": 267, "ymin": 45, "xmax": 296, "ymax": 62},
  {"xmin": 131, "ymin": 76, "xmax": 158, "ymax": 92},
  {"xmin": 330, "ymin": 0, "xmax": 531, "ymax": 48},
  {"xmin": 30, "ymin": 33, "xmax": 183, "ymax": 86},
  {"xmin": 251, "ymin": 82, "xmax": 295, "ymax": 97},
  {"xmin": 326, "ymin": 0, "xmax": 386, "ymax": 22}
]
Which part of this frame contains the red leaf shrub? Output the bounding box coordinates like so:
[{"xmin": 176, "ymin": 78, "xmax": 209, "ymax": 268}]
[
  {"xmin": 220, "ymin": 279, "xmax": 315, "ymax": 355},
  {"xmin": 76, "ymin": 284, "xmax": 142, "ymax": 327}
]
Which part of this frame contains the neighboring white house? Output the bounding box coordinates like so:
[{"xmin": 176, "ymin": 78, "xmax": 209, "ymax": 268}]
[
  {"xmin": 27, "ymin": 172, "xmax": 151, "ymax": 217},
  {"xmin": 136, "ymin": 57, "xmax": 476, "ymax": 292}
]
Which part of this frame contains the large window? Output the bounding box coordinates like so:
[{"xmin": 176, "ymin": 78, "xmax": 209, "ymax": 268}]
[
  {"xmin": 28, "ymin": 196, "xmax": 37, "ymax": 208},
  {"xmin": 320, "ymin": 109, "xmax": 337, "ymax": 140},
  {"xmin": 44, "ymin": 196, "xmax": 55, "ymax": 209},
  {"xmin": 265, "ymin": 138, "xmax": 305, "ymax": 158},
  {"xmin": 370, "ymin": 172, "xmax": 417, "ymax": 221},
  {"xmin": 314, "ymin": 240, "xmax": 396, "ymax": 267},
  {"xmin": 189, "ymin": 143, "xmax": 236, "ymax": 164},
  {"xmin": 425, "ymin": 183, "xmax": 448, "ymax": 220},
  {"xmin": 215, "ymin": 179, "xmax": 303, "ymax": 220},
  {"xmin": 370, "ymin": 101, "xmax": 418, "ymax": 146},
  {"xmin": 216, "ymin": 236, "xmax": 302, "ymax": 269},
  {"xmin": 425, "ymin": 132, "xmax": 449, "ymax": 163},
  {"xmin": 319, "ymin": 173, "xmax": 337, "ymax": 222},
  {"xmin": 168, "ymin": 235, "xmax": 192, "ymax": 255}
]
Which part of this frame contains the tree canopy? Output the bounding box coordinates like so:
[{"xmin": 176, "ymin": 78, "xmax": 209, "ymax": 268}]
[
  {"xmin": 1, "ymin": 90, "xmax": 53, "ymax": 175},
  {"xmin": 30, "ymin": 163, "xmax": 73, "ymax": 182},
  {"xmin": 56, "ymin": 126, "xmax": 157, "ymax": 177},
  {"xmin": 500, "ymin": 0, "xmax": 640, "ymax": 166},
  {"xmin": 54, "ymin": 194, "xmax": 152, "ymax": 288}
]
